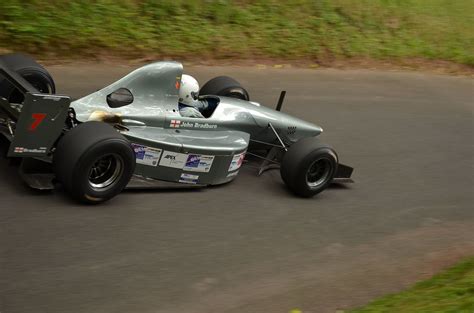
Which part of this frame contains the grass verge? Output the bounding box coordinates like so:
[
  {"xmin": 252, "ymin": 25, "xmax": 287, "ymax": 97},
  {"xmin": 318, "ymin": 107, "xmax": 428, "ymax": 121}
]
[
  {"xmin": 0, "ymin": 0, "xmax": 473, "ymax": 66},
  {"xmin": 351, "ymin": 257, "xmax": 474, "ymax": 313}
]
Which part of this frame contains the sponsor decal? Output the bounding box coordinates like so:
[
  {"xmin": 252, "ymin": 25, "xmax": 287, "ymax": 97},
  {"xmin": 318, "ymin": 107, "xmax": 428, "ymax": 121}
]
[
  {"xmin": 183, "ymin": 154, "xmax": 214, "ymax": 173},
  {"xmin": 170, "ymin": 119, "xmax": 181, "ymax": 128},
  {"xmin": 168, "ymin": 120, "xmax": 217, "ymax": 129},
  {"xmin": 13, "ymin": 147, "xmax": 47, "ymax": 154},
  {"xmin": 179, "ymin": 173, "xmax": 199, "ymax": 184},
  {"xmin": 159, "ymin": 151, "xmax": 188, "ymax": 169},
  {"xmin": 228, "ymin": 152, "xmax": 246, "ymax": 172},
  {"xmin": 132, "ymin": 144, "xmax": 162, "ymax": 167},
  {"xmin": 160, "ymin": 151, "xmax": 216, "ymax": 172}
]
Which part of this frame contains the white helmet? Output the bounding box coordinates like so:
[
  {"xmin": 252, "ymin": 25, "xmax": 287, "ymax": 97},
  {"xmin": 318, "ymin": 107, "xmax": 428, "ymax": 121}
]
[{"xmin": 179, "ymin": 74, "xmax": 199, "ymax": 106}]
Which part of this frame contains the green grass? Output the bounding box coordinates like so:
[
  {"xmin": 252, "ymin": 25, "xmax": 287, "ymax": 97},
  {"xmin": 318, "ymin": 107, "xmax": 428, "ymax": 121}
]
[
  {"xmin": 0, "ymin": 0, "xmax": 473, "ymax": 65},
  {"xmin": 351, "ymin": 257, "xmax": 474, "ymax": 313}
]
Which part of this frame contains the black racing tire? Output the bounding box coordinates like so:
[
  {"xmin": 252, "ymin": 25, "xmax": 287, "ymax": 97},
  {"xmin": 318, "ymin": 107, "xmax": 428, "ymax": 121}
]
[
  {"xmin": 280, "ymin": 137, "xmax": 338, "ymax": 197},
  {"xmin": 0, "ymin": 53, "xmax": 55, "ymax": 103},
  {"xmin": 53, "ymin": 122, "xmax": 136, "ymax": 204},
  {"xmin": 199, "ymin": 76, "xmax": 249, "ymax": 100}
]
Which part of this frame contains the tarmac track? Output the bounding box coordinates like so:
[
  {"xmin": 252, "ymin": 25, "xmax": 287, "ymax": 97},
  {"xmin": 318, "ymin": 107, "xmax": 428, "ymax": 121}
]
[{"xmin": 1, "ymin": 64, "xmax": 473, "ymax": 313}]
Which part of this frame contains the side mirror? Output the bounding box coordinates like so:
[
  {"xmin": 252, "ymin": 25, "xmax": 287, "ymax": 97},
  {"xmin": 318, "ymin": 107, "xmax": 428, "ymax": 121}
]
[{"xmin": 106, "ymin": 88, "xmax": 133, "ymax": 108}]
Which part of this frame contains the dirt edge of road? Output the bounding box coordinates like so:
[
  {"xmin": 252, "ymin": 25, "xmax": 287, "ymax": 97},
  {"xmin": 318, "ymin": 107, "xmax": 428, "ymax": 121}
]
[{"xmin": 32, "ymin": 56, "xmax": 474, "ymax": 77}]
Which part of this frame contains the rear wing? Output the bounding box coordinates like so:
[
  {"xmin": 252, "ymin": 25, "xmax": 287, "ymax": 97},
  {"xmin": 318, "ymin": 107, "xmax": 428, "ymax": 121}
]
[{"xmin": 0, "ymin": 60, "xmax": 70, "ymax": 158}]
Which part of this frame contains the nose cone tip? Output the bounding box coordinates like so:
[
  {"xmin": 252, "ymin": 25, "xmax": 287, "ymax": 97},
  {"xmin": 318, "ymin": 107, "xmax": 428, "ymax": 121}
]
[{"xmin": 301, "ymin": 121, "xmax": 323, "ymax": 136}]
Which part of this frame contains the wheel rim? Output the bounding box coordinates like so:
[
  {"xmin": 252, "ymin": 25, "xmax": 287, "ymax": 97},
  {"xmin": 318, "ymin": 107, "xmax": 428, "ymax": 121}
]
[
  {"xmin": 224, "ymin": 88, "xmax": 249, "ymax": 100},
  {"xmin": 305, "ymin": 158, "xmax": 332, "ymax": 188},
  {"xmin": 88, "ymin": 154, "xmax": 124, "ymax": 191}
]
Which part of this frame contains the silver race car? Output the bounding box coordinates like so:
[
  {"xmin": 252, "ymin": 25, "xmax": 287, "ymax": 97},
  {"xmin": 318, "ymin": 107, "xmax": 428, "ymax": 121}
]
[{"xmin": 0, "ymin": 53, "xmax": 353, "ymax": 203}]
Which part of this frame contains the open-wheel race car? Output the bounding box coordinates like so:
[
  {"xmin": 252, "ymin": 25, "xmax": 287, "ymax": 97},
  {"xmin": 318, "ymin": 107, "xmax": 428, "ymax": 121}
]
[{"xmin": 0, "ymin": 53, "xmax": 353, "ymax": 204}]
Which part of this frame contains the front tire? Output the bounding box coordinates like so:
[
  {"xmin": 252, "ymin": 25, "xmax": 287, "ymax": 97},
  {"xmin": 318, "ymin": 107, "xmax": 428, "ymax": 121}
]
[
  {"xmin": 280, "ymin": 137, "xmax": 338, "ymax": 197},
  {"xmin": 199, "ymin": 76, "xmax": 250, "ymax": 100},
  {"xmin": 53, "ymin": 122, "xmax": 136, "ymax": 204}
]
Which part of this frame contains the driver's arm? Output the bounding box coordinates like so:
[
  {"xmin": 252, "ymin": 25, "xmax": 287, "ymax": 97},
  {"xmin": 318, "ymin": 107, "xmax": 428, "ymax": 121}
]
[{"xmin": 191, "ymin": 99, "xmax": 209, "ymax": 111}]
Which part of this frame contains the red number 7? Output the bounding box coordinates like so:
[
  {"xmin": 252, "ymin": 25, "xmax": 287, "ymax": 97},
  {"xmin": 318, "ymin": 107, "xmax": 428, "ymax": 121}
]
[{"xmin": 29, "ymin": 113, "xmax": 47, "ymax": 131}]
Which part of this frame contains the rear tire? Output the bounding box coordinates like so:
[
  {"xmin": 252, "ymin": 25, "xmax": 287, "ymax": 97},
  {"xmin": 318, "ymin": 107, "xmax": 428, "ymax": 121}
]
[
  {"xmin": 0, "ymin": 53, "xmax": 55, "ymax": 103},
  {"xmin": 280, "ymin": 137, "xmax": 338, "ymax": 197},
  {"xmin": 53, "ymin": 122, "xmax": 136, "ymax": 204},
  {"xmin": 199, "ymin": 76, "xmax": 249, "ymax": 100}
]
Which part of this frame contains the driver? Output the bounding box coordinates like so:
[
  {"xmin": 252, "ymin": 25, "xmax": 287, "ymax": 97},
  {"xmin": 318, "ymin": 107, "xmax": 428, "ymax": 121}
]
[{"xmin": 178, "ymin": 74, "xmax": 208, "ymax": 118}]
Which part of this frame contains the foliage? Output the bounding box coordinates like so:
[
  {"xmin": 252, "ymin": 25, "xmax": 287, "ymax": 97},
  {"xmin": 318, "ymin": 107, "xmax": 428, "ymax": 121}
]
[
  {"xmin": 0, "ymin": 0, "xmax": 472, "ymax": 65},
  {"xmin": 352, "ymin": 257, "xmax": 474, "ymax": 313}
]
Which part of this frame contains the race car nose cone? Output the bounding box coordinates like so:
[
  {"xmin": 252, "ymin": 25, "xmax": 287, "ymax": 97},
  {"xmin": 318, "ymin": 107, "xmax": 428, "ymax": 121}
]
[
  {"xmin": 300, "ymin": 122, "xmax": 323, "ymax": 137},
  {"xmin": 286, "ymin": 116, "xmax": 323, "ymax": 138}
]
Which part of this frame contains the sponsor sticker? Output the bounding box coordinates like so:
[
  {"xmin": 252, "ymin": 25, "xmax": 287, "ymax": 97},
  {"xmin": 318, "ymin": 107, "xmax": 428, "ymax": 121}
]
[
  {"xmin": 159, "ymin": 151, "xmax": 188, "ymax": 169},
  {"xmin": 168, "ymin": 120, "xmax": 217, "ymax": 129},
  {"xmin": 13, "ymin": 147, "xmax": 47, "ymax": 154},
  {"xmin": 132, "ymin": 144, "xmax": 162, "ymax": 167},
  {"xmin": 184, "ymin": 154, "xmax": 214, "ymax": 173},
  {"xmin": 228, "ymin": 152, "xmax": 246, "ymax": 172},
  {"xmin": 170, "ymin": 119, "xmax": 181, "ymax": 128},
  {"xmin": 179, "ymin": 173, "xmax": 199, "ymax": 184}
]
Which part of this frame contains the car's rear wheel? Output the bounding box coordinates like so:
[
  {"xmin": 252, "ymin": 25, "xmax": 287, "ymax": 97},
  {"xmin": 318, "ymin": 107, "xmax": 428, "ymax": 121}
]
[
  {"xmin": 53, "ymin": 122, "xmax": 136, "ymax": 204},
  {"xmin": 280, "ymin": 137, "xmax": 338, "ymax": 197},
  {"xmin": 0, "ymin": 53, "xmax": 55, "ymax": 103},
  {"xmin": 199, "ymin": 76, "xmax": 249, "ymax": 100}
]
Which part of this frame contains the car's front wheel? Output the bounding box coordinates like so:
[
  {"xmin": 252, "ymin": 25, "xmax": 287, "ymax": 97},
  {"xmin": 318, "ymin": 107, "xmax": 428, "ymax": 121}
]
[
  {"xmin": 199, "ymin": 76, "xmax": 249, "ymax": 100},
  {"xmin": 280, "ymin": 137, "xmax": 338, "ymax": 197}
]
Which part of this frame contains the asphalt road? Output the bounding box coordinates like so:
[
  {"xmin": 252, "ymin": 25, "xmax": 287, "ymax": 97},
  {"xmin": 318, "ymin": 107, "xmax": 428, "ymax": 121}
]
[{"xmin": 1, "ymin": 64, "xmax": 473, "ymax": 313}]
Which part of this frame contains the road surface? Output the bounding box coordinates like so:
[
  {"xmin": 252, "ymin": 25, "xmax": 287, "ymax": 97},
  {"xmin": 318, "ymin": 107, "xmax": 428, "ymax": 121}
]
[{"xmin": 1, "ymin": 64, "xmax": 473, "ymax": 313}]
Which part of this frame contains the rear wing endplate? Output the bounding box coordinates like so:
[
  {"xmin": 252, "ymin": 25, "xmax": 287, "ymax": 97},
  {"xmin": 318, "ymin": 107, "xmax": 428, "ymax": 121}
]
[
  {"xmin": 0, "ymin": 59, "xmax": 70, "ymax": 158},
  {"xmin": 7, "ymin": 93, "xmax": 70, "ymax": 157}
]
